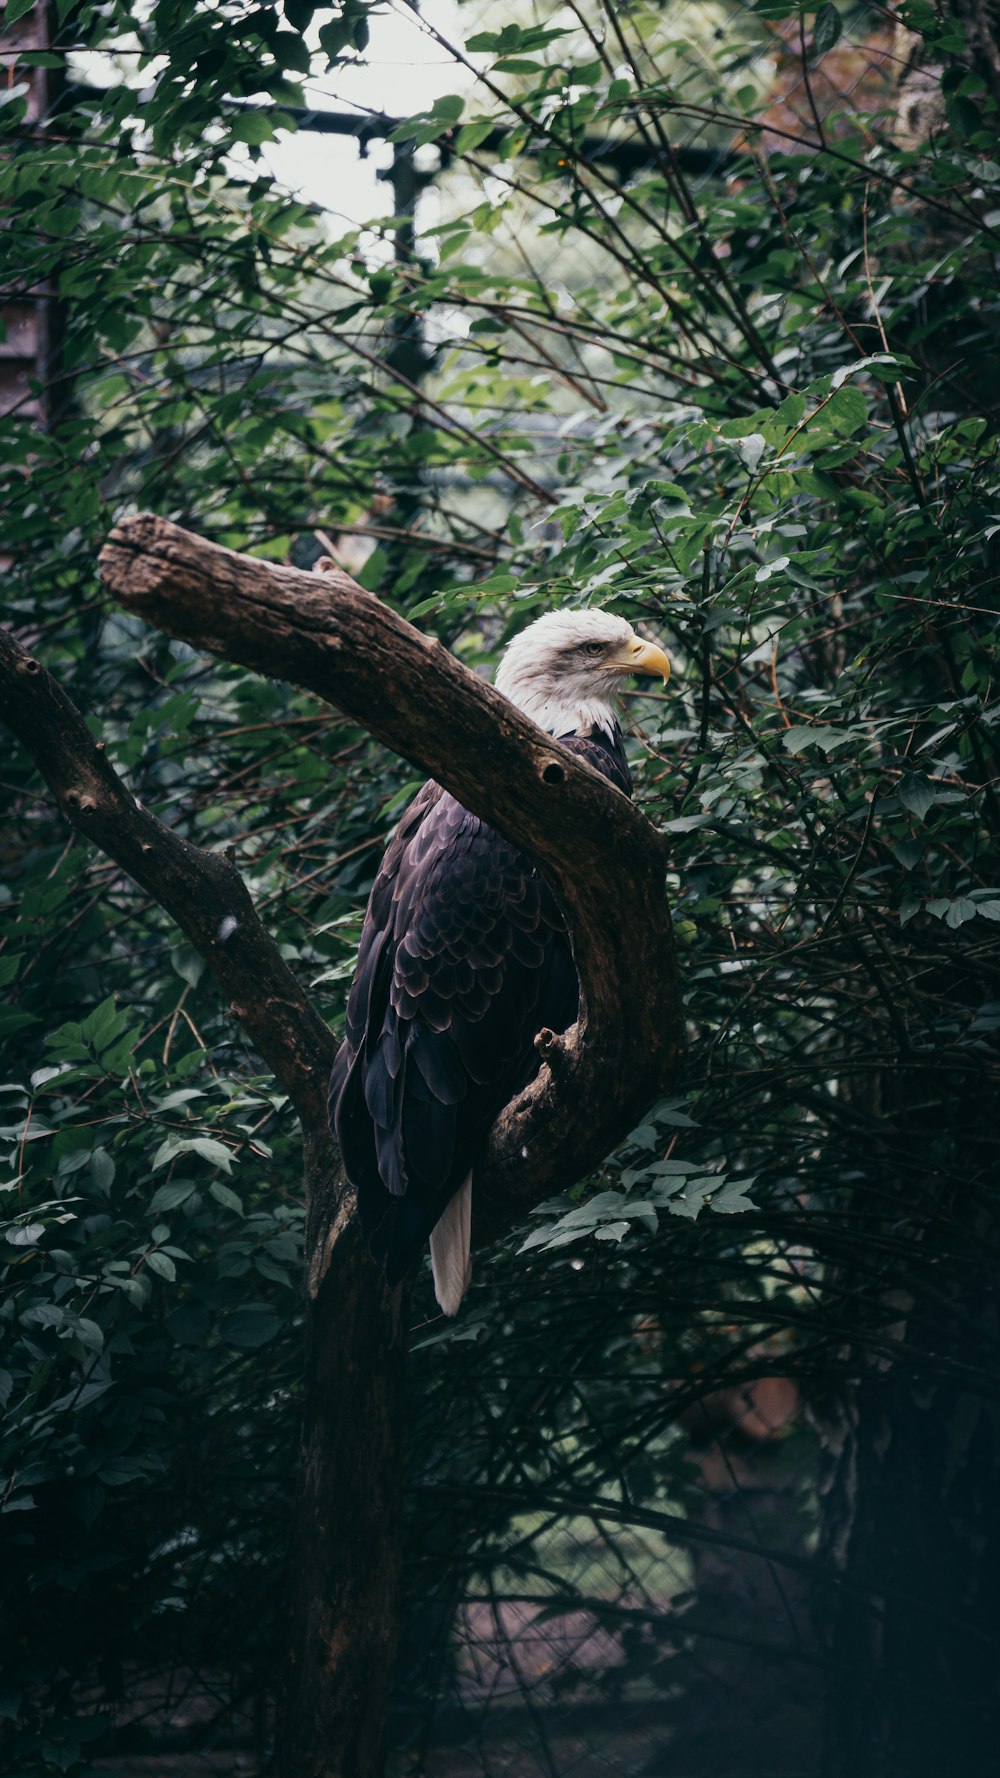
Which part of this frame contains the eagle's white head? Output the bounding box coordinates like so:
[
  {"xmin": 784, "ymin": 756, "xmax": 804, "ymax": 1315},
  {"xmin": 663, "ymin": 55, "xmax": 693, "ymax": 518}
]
[{"xmin": 494, "ymin": 609, "xmax": 670, "ymax": 739}]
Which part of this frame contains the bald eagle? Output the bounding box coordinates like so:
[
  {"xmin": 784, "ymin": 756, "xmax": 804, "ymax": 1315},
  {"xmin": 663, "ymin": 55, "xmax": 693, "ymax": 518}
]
[{"xmin": 328, "ymin": 610, "xmax": 670, "ymax": 1315}]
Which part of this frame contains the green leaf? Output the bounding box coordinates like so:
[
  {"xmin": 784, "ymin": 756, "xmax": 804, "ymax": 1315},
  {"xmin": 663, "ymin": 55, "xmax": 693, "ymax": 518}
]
[
  {"xmin": 813, "ymin": 5, "xmax": 843, "ymax": 56},
  {"xmin": 755, "ymin": 555, "xmax": 790, "ymax": 583},
  {"xmin": 318, "ymin": 19, "xmax": 353, "ymax": 58},
  {"xmin": 209, "ymin": 1180, "xmax": 244, "ymax": 1215},
  {"xmin": 191, "ymin": 1137, "xmax": 235, "ymax": 1173},
  {"xmin": 146, "ymin": 1250, "xmax": 177, "ymax": 1282},
  {"xmin": 655, "ymin": 1102, "xmax": 699, "ymax": 1128},
  {"xmin": 221, "ymin": 1307, "xmax": 283, "ymax": 1348},
  {"xmin": 594, "ymin": 1221, "xmax": 630, "ymax": 1242},
  {"xmin": 71, "ymin": 1315, "xmax": 105, "ymax": 1352},
  {"xmin": 229, "ymin": 109, "xmax": 276, "ymax": 147},
  {"xmin": 711, "ymin": 1177, "xmax": 758, "ymax": 1214},
  {"xmin": 711, "ymin": 1189, "xmax": 756, "ymax": 1214},
  {"xmin": 90, "ymin": 1149, "xmax": 115, "ymax": 1194},
  {"xmin": 148, "ymin": 1179, "xmax": 197, "ymax": 1214},
  {"xmin": 947, "ymin": 96, "xmax": 983, "ymax": 141},
  {"xmin": 783, "ymin": 724, "xmax": 843, "ymax": 754},
  {"xmin": 171, "ymin": 943, "xmax": 206, "ymax": 988},
  {"xmin": 629, "ymin": 1123, "xmax": 659, "ymax": 1150},
  {"xmin": 153, "ymin": 1089, "xmax": 207, "ymax": 1112},
  {"xmin": 926, "ymin": 897, "xmax": 978, "ymax": 926},
  {"xmin": 6, "ymin": 1222, "xmax": 45, "ymax": 1247},
  {"xmin": 79, "ymin": 994, "xmax": 126, "ymax": 1053},
  {"xmin": 824, "ymin": 385, "xmax": 868, "ymax": 434},
  {"xmin": 889, "ymin": 829, "xmax": 921, "ymax": 871},
  {"xmin": 284, "ymin": 0, "xmax": 315, "ymax": 31},
  {"xmin": 945, "ymin": 898, "xmax": 977, "ymax": 929},
  {"xmin": 734, "ymin": 433, "xmax": 767, "ymax": 472},
  {"xmin": 455, "ymin": 120, "xmax": 495, "ymax": 155},
  {"xmin": 467, "ymin": 24, "xmax": 571, "ymax": 53},
  {"xmin": 898, "ymin": 776, "xmax": 936, "ymax": 821},
  {"xmin": 431, "ymin": 94, "xmax": 465, "ymax": 122},
  {"xmin": 153, "ymin": 1136, "xmax": 235, "ymax": 1174}
]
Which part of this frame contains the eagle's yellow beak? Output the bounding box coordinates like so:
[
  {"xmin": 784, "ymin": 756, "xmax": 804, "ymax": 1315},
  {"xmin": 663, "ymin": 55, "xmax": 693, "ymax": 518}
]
[{"xmin": 608, "ymin": 636, "xmax": 671, "ymax": 685}]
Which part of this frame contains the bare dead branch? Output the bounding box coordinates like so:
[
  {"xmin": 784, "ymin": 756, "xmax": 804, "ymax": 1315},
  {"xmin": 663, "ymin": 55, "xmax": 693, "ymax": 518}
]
[
  {"xmin": 98, "ymin": 512, "xmax": 685, "ymax": 1238},
  {"xmin": 0, "ymin": 627, "xmax": 335, "ymax": 1131}
]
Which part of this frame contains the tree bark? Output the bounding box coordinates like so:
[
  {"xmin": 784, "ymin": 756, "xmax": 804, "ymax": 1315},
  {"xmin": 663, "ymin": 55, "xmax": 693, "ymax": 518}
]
[
  {"xmin": 279, "ymin": 1135, "xmax": 411, "ymax": 1778},
  {"xmin": 2, "ymin": 517, "xmax": 685, "ymax": 1778}
]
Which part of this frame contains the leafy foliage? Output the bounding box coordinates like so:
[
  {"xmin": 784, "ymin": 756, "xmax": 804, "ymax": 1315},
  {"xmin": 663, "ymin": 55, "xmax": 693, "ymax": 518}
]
[{"xmin": 2, "ymin": 0, "xmax": 999, "ymax": 1770}]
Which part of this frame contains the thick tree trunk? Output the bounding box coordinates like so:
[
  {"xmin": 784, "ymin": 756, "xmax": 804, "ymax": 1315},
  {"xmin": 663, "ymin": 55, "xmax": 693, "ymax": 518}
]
[{"xmin": 277, "ymin": 1135, "xmax": 410, "ymax": 1778}]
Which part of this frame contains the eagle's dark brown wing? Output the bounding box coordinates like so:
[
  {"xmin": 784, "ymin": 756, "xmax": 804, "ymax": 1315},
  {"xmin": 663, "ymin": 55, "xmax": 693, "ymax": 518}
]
[{"xmin": 328, "ymin": 726, "xmax": 631, "ymax": 1285}]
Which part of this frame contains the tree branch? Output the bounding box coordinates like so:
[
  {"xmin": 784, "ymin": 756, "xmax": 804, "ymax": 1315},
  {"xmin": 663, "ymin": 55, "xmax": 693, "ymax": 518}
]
[
  {"xmin": 98, "ymin": 513, "xmax": 684, "ymax": 1240},
  {"xmin": 0, "ymin": 627, "xmax": 335, "ymax": 1132}
]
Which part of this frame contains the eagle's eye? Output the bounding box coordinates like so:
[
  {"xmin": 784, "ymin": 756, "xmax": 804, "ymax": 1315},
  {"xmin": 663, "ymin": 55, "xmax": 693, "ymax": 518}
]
[{"xmin": 583, "ymin": 641, "xmax": 605, "ymax": 658}]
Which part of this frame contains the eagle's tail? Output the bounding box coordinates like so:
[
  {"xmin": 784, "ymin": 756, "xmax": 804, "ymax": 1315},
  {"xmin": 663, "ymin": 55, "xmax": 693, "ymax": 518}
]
[{"xmin": 429, "ymin": 1173, "xmax": 472, "ymax": 1316}]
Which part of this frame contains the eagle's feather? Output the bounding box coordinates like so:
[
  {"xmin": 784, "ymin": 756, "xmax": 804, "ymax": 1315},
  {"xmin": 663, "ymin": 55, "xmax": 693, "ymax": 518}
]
[
  {"xmin": 328, "ymin": 607, "xmax": 668, "ymax": 1314},
  {"xmin": 329, "ymin": 727, "xmax": 631, "ymax": 1294}
]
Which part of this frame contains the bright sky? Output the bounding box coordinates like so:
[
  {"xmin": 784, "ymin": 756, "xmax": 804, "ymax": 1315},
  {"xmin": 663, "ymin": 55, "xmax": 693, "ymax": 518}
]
[
  {"xmin": 262, "ymin": 0, "xmax": 474, "ymax": 224},
  {"xmin": 70, "ymin": 0, "xmax": 480, "ymax": 228}
]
